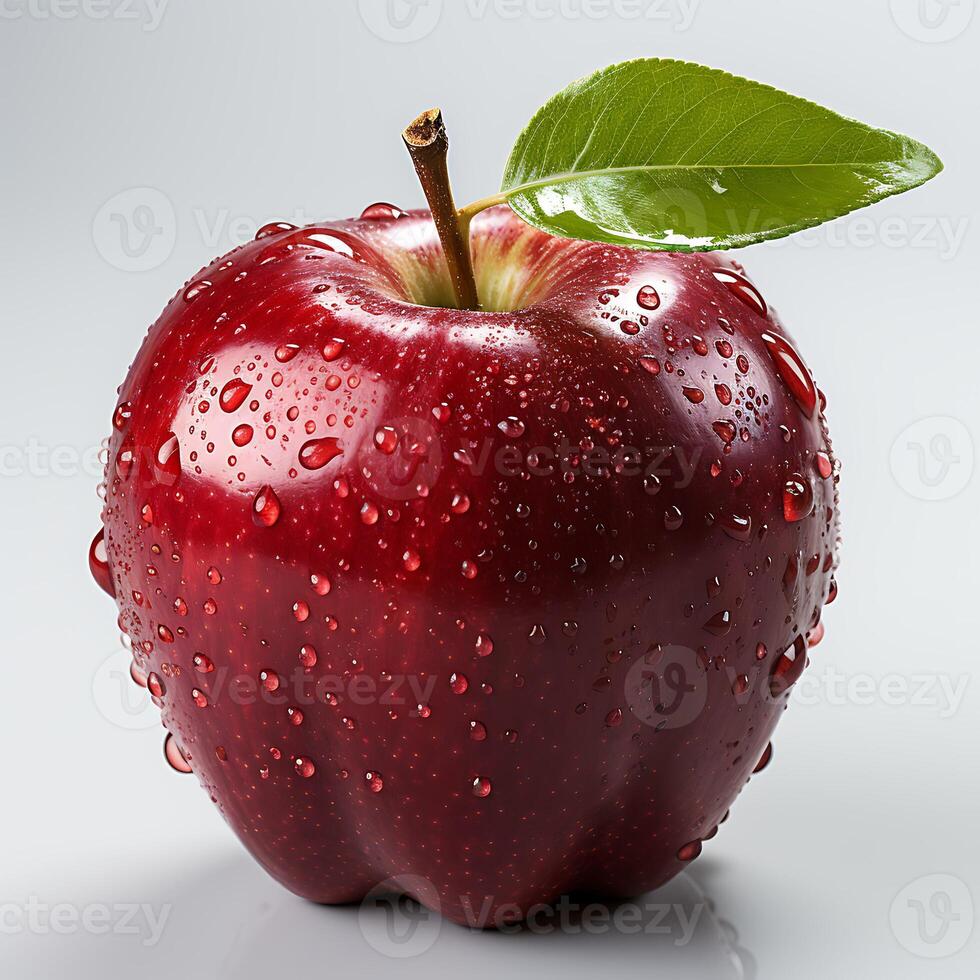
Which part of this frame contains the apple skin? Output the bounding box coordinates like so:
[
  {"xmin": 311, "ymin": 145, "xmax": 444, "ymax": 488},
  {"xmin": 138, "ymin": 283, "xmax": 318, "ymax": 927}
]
[{"xmin": 94, "ymin": 204, "xmax": 838, "ymax": 926}]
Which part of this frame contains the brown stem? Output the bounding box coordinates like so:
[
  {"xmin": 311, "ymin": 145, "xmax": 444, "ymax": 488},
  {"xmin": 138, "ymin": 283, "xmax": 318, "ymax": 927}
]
[{"xmin": 402, "ymin": 108, "xmax": 480, "ymax": 310}]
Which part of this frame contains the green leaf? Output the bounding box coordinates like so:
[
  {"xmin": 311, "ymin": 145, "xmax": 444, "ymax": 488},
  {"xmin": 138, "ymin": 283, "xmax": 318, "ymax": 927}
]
[{"xmin": 499, "ymin": 59, "xmax": 943, "ymax": 251}]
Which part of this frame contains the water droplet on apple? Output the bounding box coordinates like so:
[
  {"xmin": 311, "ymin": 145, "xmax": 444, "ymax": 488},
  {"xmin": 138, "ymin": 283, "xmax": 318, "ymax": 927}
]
[
  {"xmin": 712, "ymin": 268, "xmax": 767, "ymax": 317},
  {"xmin": 365, "ymin": 771, "xmax": 384, "ymax": 793},
  {"xmin": 295, "ymin": 757, "xmax": 316, "ymax": 778},
  {"xmin": 754, "ymin": 742, "xmax": 773, "ymax": 773},
  {"xmin": 299, "ymin": 645, "xmax": 317, "ymax": 668},
  {"xmin": 475, "ymin": 633, "xmax": 493, "ymax": 657},
  {"xmin": 469, "ymin": 720, "xmax": 487, "ymax": 741},
  {"xmin": 450, "ymin": 672, "xmax": 469, "ymax": 694},
  {"xmin": 255, "ymin": 221, "xmax": 297, "ymax": 239},
  {"xmin": 761, "ymin": 331, "xmax": 817, "ymax": 417},
  {"xmin": 815, "ymin": 451, "xmax": 833, "ymax": 479},
  {"xmin": 471, "ymin": 776, "xmax": 492, "ymax": 798},
  {"xmin": 164, "ymin": 733, "xmax": 192, "ymax": 773},
  {"xmin": 89, "ymin": 528, "xmax": 114, "ymax": 596},
  {"xmin": 219, "ymin": 379, "xmax": 252, "ymax": 413},
  {"xmin": 232, "ymin": 424, "xmax": 253, "ymax": 447},
  {"xmin": 497, "ymin": 417, "xmax": 525, "ymax": 438},
  {"xmin": 769, "ymin": 636, "xmax": 807, "ymax": 697},
  {"xmin": 252, "ymin": 485, "xmax": 281, "ymax": 527},
  {"xmin": 637, "ymin": 285, "xmax": 661, "ymax": 310},
  {"xmin": 155, "ymin": 433, "xmax": 181, "ymax": 484},
  {"xmin": 260, "ymin": 669, "xmax": 280, "ymax": 692},
  {"xmin": 703, "ymin": 610, "xmax": 733, "ymax": 636},
  {"xmin": 374, "ymin": 426, "xmax": 398, "ymax": 455},
  {"xmin": 299, "ymin": 436, "xmax": 343, "ymax": 470},
  {"xmin": 275, "ymin": 343, "xmax": 300, "ymax": 363},
  {"xmin": 677, "ymin": 840, "xmax": 702, "ymax": 862},
  {"xmin": 782, "ymin": 474, "xmax": 815, "ymax": 521},
  {"xmin": 183, "ymin": 279, "xmax": 212, "ymax": 302},
  {"xmin": 359, "ymin": 202, "xmax": 406, "ymax": 221},
  {"xmin": 193, "ymin": 653, "xmax": 214, "ymax": 673},
  {"xmin": 321, "ymin": 338, "xmax": 346, "ymax": 361}
]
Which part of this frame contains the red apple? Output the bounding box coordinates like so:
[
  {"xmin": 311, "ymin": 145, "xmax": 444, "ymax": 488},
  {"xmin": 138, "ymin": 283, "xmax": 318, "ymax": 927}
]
[{"xmin": 92, "ymin": 203, "xmax": 838, "ymax": 925}]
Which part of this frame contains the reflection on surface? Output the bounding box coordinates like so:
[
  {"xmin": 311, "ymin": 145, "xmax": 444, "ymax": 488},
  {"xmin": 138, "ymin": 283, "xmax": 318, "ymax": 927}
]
[{"xmin": 10, "ymin": 853, "xmax": 755, "ymax": 979}]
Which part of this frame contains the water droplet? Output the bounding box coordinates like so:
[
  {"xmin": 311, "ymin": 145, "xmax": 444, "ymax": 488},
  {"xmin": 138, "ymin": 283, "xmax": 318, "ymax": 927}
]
[
  {"xmin": 232, "ymin": 424, "xmax": 253, "ymax": 447},
  {"xmin": 287, "ymin": 706, "xmax": 304, "ymax": 726},
  {"xmin": 299, "ymin": 645, "xmax": 318, "ymax": 668},
  {"xmin": 471, "ymin": 776, "xmax": 492, "ymax": 798},
  {"xmin": 450, "ymin": 672, "xmax": 469, "ymax": 695},
  {"xmin": 637, "ymin": 285, "xmax": 661, "ymax": 310},
  {"xmin": 769, "ymin": 636, "xmax": 807, "ymax": 697},
  {"xmin": 359, "ymin": 202, "xmax": 406, "ymax": 221},
  {"xmin": 88, "ymin": 528, "xmax": 114, "ymax": 596},
  {"xmin": 147, "ymin": 672, "xmax": 165, "ymax": 698},
  {"xmin": 360, "ymin": 501, "xmax": 380, "ymax": 525},
  {"xmin": 682, "ymin": 386, "xmax": 705, "ymax": 404},
  {"xmin": 712, "ymin": 420, "xmax": 736, "ymax": 445},
  {"xmin": 219, "ymin": 379, "xmax": 252, "ymax": 413},
  {"xmin": 714, "ymin": 383, "xmax": 732, "ymax": 406},
  {"xmin": 815, "ymin": 451, "xmax": 833, "ymax": 479},
  {"xmin": 712, "ymin": 269, "xmax": 767, "ymax": 317},
  {"xmin": 782, "ymin": 474, "xmax": 815, "ymax": 522},
  {"xmin": 720, "ymin": 512, "xmax": 752, "ymax": 542},
  {"xmin": 528, "ymin": 624, "xmax": 547, "ymax": 645},
  {"xmin": 402, "ymin": 549, "xmax": 421, "ymax": 572},
  {"xmin": 639, "ymin": 355, "xmax": 661, "ymax": 376},
  {"xmin": 461, "ymin": 559, "xmax": 478, "ymax": 579},
  {"xmin": 497, "ymin": 417, "xmax": 525, "ymax": 438},
  {"xmin": 112, "ymin": 402, "xmax": 133, "ymax": 430},
  {"xmin": 293, "ymin": 600, "xmax": 310, "ymax": 622},
  {"xmin": 183, "ymin": 279, "xmax": 212, "ymax": 302},
  {"xmin": 259, "ymin": 669, "xmax": 280, "ymax": 692},
  {"xmin": 605, "ymin": 708, "xmax": 623, "ymax": 727},
  {"xmin": 475, "ymin": 633, "xmax": 494, "ymax": 657},
  {"xmin": 365, "ymin": 771, "xmax": 384, "ymax": 793},
  {"xmin": 761, "ymin": 331, "xmax": 817, "ymax": 417},
  {"xmin": 252, "ymin": 486, "xmax": 281, "ymax": 527},
  {"xmin": 754, "ymin": 742, "xmax": 773, "ymax": 773},
  {"xmin": 155, "ymin": 433, "xmax": 181, "ymax": 483},
  {"xmin": 295, "ymin": 757, "xmax": 316, "ymax": 778},
  {"xmin": 374, "ymin": 426, "xmax": 398, "ymax": 455},
  {"xmin": 164, "ymin": 733, "xmax": 192, "ymax": 773},
  {"xmin": 299, "ymin": 437, "xmax": 343, "ymax": 470},
  {"xmin": 193, "ymin": 653, "xmax": 214, "ymax": 673},
  {"xmin": 321, "ymin": 338, "xmax": 346, "ymax": 361},
  {"xmin": 703, "ymin": 610, "xmax": 733, "ymax": 636},
  {"xmin": 310, "ymin": 571, "xmax": 331, "ymax": 595},
  {"xmin": 255, "ymin": 221, "xmax": 297, "ymax": 239},
  {"xmin": 664, "ymin": 506, "xmax": 683, "ymax": 531},
  {"xmin": 469, "ymin": 720, "xmax": 487, "ymax": 741},
  {"xmin": 275, "ymin": 343, "xmax": 301, "ymax": 363},
  {"xmin": 620, "ymin": 320, "xmax": 640, "ymax": 336},
  {"xmin": 191, "ymin": 688, "xmax": 208, "ymax": 708},
  {"xmin": 677, "ymin": 840, "xmax": 702, "ymax": 862}
]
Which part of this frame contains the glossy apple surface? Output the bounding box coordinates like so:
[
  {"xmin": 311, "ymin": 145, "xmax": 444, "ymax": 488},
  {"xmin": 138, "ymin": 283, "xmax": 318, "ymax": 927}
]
[{"xmin": 92, "ymin": 204, "xmax": 839, "ymax": 925}]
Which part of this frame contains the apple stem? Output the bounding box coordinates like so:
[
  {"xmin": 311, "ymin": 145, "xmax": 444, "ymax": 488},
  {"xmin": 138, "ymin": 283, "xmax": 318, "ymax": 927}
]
[{"xmin": 402, "ymin": 109, "xmax": 480, "ymax": 311}]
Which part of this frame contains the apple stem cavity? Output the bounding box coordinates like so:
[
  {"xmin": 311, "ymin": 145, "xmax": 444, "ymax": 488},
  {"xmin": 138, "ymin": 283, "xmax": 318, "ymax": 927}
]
[{"xmin": 402, "ymin": 108, "xmax": 481, "ymax": 311}]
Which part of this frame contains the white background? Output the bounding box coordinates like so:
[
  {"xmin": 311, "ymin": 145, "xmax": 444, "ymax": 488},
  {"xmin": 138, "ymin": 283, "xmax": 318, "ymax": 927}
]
[{"xmin": 0, "ymin": 0, "xmax": 977, "ymax": 976}]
